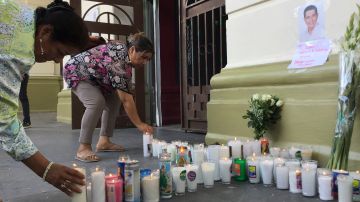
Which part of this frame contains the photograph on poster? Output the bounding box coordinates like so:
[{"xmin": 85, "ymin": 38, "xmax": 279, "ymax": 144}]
[{"xmin": 299, "ymin": 1, "xmax": 326, "ymax": 42}]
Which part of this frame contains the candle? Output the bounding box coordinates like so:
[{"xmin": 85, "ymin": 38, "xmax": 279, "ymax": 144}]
[
  {"xmin": 279, "ymin": 148, "xmax": 289, "ymax": 159},
  {"xmin": 152, "ymin": 139, "xmax": 159, "ymax": 157},
  {"xmin": 301, "ymin": 148, "xmax": 312, "ymax": 161},
  {"xmin": 219, "ymin": 145, "xmax": 230, "ymax": 159},
  {"xmin": 332, "ymin": 169, "xmax": 349, "ymax": 199},
  {"xmin": 159, "ymin": 149, "xmax": 172, "ymax": 199},
  {"xmin": 91, "ymin": 166, "xmax": 106, "ymax": 202},
  {"xmin": 172, "ymin": 167, "xmax": 186, "ymax": 195},
  {"xmin": 106, "ymin": 179, "xmax": 123, "ymax": 202},
  {"xmin": 301, "ymin": 167, "xmax": 316, "ymax": 197},
  {"xmin": 350, "ymin": 171, "xmax": 360, "ymax": 201},
  {"xmin": 143, "ymin": 132, "xmax": 152, "ymax": 157},
  {"xmin": 289, "ymin": 167, "xmax": 302, "ymax": 193},
  {"xmin": 301, "ymin": 160, "xmax": 317, "ymax": 169},
  {"xmin": 124, "ymin": 160, "xmax": 140, "ymax": 202},
  {"xmin": 141, "ymin": 172, "xmax": 160, "ymax": 202},
  {"xmin": 318, "ymin": 171, "xmax": 333, "ymax": 200},
  {"xmin": 105, "ymin": 173, "xmax": 118, "ymax": 182},
  {"xmin": 273, "ymin": 157, "xmax": 285, "ymax": 183},
  {"xmin": 219, "ymin": 158, "xmax": 232, "ymax": 184},
  {"xmin": 260, "ymin": 137, "xmax": 269, "ymax": 155},
  {"xmin": 185, "ymin": 164, "xmax": 199, "ymax": 192},
  {"xmin": 86, "ymin": 182, "xmax": 92, "ymax": 201},
  {"xmin": 166, "ymin": 144, "xmax": 177, "ymax": 162},
  {"xmin": 243, "ymin": 140, "xmax": 252, "ymax": 158},
  {"xmin": 176, "ymin": 146, "xmax": 189, "ymax": 167},
  {"xmin": 228, "ymin": 138, "xmax": 242, "ymax": 158},
  {"xmin": 285, "ymin": 159, "xmax": 301, "ymax": 168},
  {"xmin": 157, "ymin": 141, "xmax": 167, "ymax": 158},
  {"xmin": 201, "ymin": 162, "xmax": 215, "ymax": 188},
  {"xmin": 276, "ymin": 164, "xmax": 289, "ymax": 189},
  {"xmin": 269, "ymin": 147, "xmax": 280, "ymax": 158},
  {"xmin": 337, "ymin": 174, "xmax": 353, "ymax": 202},
  {"xmin": 191, "ymin": 146, "xmax": 205, "ymax": 184},
  {"xmin": 206, "ymin": 145, "xmax": 221, "ymax": 181},
  {"xmin": 247, "ymin": 156, "xmax": 260, "ymax": 184},
  {"xmin": 71, "ymin": 164, "xmax": 86, "ymax": 202},
  {"xmin": 252, "ymin": 140, "xmax": 261, "ymax": 156},
  {"xmin": 233, "ymin": 157, "xmax": 247, "ymax": 181},
  {"xmin": 289, "ymin": 147, "xmax": 301, "ymax": 159},
  {"xmin": 260, "ymin": 157, "xmax": 274, "ymax": 186}
]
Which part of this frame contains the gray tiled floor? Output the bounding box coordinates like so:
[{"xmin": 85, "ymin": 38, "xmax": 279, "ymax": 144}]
[{"xmin": 0, "ymin": 113, "xmax": 327, "ymax": 202}]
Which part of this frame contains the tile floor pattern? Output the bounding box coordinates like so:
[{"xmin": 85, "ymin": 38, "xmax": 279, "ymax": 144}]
[{"xmin": 0, "ymin": 113, "xmax": 326, "ymax": 202}]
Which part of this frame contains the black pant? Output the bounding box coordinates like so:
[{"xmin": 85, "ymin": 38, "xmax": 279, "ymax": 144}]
[{"xmin": 19, "ymin": 73, "xmax": 30, "ymax": 123}]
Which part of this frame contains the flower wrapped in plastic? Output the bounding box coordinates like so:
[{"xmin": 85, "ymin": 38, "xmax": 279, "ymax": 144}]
[
  {"xmin": 327, "ymin": 5, "xmax": 360, "ymax": 170},
  {"xmin": 243, "ymin": 94, "xmax": 283, "ymax": 140}
]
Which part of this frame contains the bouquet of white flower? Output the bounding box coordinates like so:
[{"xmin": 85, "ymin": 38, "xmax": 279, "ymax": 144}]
[
  {"xmin": 327, "ymin": 4, "xmax": 360, "ymax": 170},
  {"xmin": 243, "ymin": 94, "xmax": 283, "ymax": 140}
]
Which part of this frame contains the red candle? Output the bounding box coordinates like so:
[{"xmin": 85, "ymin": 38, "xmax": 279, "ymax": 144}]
[
  {"xmin": 106, "ymin": 178, "xmax": 123, "ymax": 202},
  {"xmin": 105, "ymin": 173, "xmax": 118, "ymax": 182}
]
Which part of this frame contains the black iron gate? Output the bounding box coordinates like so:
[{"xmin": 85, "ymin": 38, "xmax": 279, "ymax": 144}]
[
  {"xmin": 180, "ymin": 0, "xmax": 227, "ymax": 132},
  {"xmin": 70, "ymin": 0, "xmax": 144, "ymax": 129}
]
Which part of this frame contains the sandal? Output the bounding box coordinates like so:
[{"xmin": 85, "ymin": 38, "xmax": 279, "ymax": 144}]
[
  {"xmin": 96, "ymin": 143, "xmax": 126, "ymax": 152},
  {"xmin": 75, "ymin": 152, "xmax": 100, "ymax": 162}
]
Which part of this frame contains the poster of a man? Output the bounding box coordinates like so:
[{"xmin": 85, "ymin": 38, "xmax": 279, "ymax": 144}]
[{"xmin": 299, "ymin": 2, "xmax": 326, "ymax": 42}]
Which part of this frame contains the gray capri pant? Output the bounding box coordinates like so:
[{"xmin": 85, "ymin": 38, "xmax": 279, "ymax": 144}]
[{"xmin": 72, "ymin": 81, "xmax": 121, "ymax": 144}]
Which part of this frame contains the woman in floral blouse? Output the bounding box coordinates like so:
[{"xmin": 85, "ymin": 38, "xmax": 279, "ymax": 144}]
[
  {"xmin": 64, "ymin": 33, "xmax": 154, "ymax": 162},
  {"xmin": 0, "ymin": 0, "xmax": 89, "ymax": 197}
]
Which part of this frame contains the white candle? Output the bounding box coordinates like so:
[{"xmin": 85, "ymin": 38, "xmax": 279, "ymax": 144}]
[
  {"xmin": 301, "ymin": 160, "xmax": 317, "ymax": 169},
  {"xmin": 72, "ymin": 164, "xmax": 86, "ymax": 202},
  {"xmin": 206, "ymin": 145, "xmax": 220, "ymax": 181},
  {"xmin": 269, "ymin": 147, "xmax": 280, "ymax": 158},
  {"xmin": 247, "ymin": 157, "xmax": 260, "ymax": 184},
  {"xmin": 166, "ymin": 144, "xmax": 177, "ymax": 162},
  {"xmin": 318, "ymin": 171, "xmax": 333, "ymax": 201},
  {"xmin": 185, "ymin": 164, "xmax": 199, "ymax": 192},
  {"xmin": 219, "ymin": 158, "xmax": 232, "ymax": 184},
  {"xmin": 279, "ymin": 148, "xmax": 290, "ymax": 159},
  {"xmin": 172, "ymin": 167, "xmax": 186, "ymax": 195},
  {"xmin": 228, "ymin": 138, "xmax": 242, "ymax": 159},
  {"xmin": 289, "ymin": 167, "xmax": 302, "ymax": 193},
  {"xmin": 301, "ymin": 167, "xmax": 316, "ymax": 197},
  {"xmin": 260, "ymin": 157, "xmax": 274, "ymax": 186},
  {"xmin": 332, "ymin": 169, "xmax": 350, "ymax": 199},
  {"xmin": 191, "ymin": 147, "xmax": 205, "ymax": 184},
  {"xmin": 157, "ymin": 141, "xmax": 167, "ymax": 158},
  {"xmin": 141, "ymin": 172, "xmax": 160, "ymax": 202},
  {"xmin": 219, "ymin": 145, "xmax": 230, "ymax": 159},
  {"xmin": 273, "ymin": 157, "xmax": 285, "ymax": 183},
  {"xmin": 251, "ymin": 140, "xmax": 261, "ymax": 156},
  {"xmin": 201, "ymin": 162, "xmax": 215, "ymax": 188},
  {"xmin": 243, "ymin": 140, "xmax": 252, "ymax": 158},
  {"xmin": 301, "ymin": 148, "xmax": 312, "ymax": 160},
  {"xmin": 285, "ymin": 159, "xmax": 301, "ymax": 168},
  {"xmin": 143, "ymin": 132, "xmax": 152, "ymax": 157},
  {"xmin": 276, "ymin": 165, "xmax": 289, "ymax": 189},
  {"xmin": 91, "ymin": 166, "xmax": 106, "ymax": 202},
  {"xmin": 152, "ymin": 139, "xmax": 159, "ymax": 157},
  {"xmin": 337, "ymin": 174, "xmax": 353, "ymax": 202},
  {"xmin": 350, "ymin": 171, "xmax": 360, "ymax": 201}
]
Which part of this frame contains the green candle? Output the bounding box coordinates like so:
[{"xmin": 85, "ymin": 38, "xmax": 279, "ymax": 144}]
[{"xmin": 233, "ymin": 145, "xmax": 247, "ymax": 181}]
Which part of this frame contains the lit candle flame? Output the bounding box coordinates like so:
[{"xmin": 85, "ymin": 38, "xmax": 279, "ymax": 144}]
[
  {"xmin": 356, "ymin": 170, "xmax": 360, "ymax": 174},
  {"xmin": 72, "ymin": 163, "xmax": 77, "ymax": 167},
  {"xmin": 235, "ymin": 137, "xmax": 237, "ymax": 141}
]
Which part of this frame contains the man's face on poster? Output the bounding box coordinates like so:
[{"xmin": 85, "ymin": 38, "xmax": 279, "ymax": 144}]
[{"xmin": 304, "ymin": 9, "xmax": 318, "ymax": 31}]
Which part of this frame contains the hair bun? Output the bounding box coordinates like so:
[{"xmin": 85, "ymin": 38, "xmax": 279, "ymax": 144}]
[{"xmin": 47, "ymin": 0, "xmax": 73, "ymax": 11}]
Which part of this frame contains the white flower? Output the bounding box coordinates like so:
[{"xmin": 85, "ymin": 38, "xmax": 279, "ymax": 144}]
[
  {"xmin": 276, "ymin": 100, "xmax": 283, "ymax": 107},
  {"xmin": 84, "ymin": 56, "xmax": 90, "ymax": 63},
  {"xmin": 88, "ymin": 68, "xmax": 95, "ymax": 74},
  {"xmin": 262, "ymin": 94, "xmax": 271, "ymax": 101},
  {"xmin": 252, "ymin": 94, "xmax": 260, "ymax": 100},
  {"xmin": 270, "ymin": 99, "xmax": 275, "ymax": 106},
  {"xmin": 114, "ymin": 76, "xmax": 120, "ymax": 83}
]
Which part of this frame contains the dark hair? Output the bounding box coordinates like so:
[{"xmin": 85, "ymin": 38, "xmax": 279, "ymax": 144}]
[
  {"xmin": 303, "ymin": 5, "xmax": 318, "ymax": 17},
  {"xmin": 127, "ymin": 32, "xmax": 154, "ymax": 54},
  {"xmin": 35, "ymin": 0, "xmax": 89, "ymax": 49}
]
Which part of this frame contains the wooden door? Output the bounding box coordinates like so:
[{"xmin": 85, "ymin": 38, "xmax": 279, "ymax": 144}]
[
  {"xmin": 179, "ymin": 0, "xmax": 227, "ymax": 132},
  {"xmin": 70, "ymin": 0, "xmax": 144, "ymax": 129}
]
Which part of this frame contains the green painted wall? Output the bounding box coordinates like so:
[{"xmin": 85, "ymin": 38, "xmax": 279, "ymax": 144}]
[
  {"xmin": 56, "ymin": 89, "xmax": 72, "ymax": 124},
  {"xmin": 206, "ymin": 55, "xmax": 360, "ymax": 169},
  {"xmin": 25, "ymin": 76, "xmax": 63, "ymax": 112}
]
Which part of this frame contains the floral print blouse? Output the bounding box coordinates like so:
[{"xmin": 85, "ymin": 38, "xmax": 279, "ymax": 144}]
[
  {"xmin": 0, "ymin": 0, "xmax": 38, "ymax": 160},
  {"xmin": 64, "ymin": 41, "xmax": 133, "ymax": 95}
]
